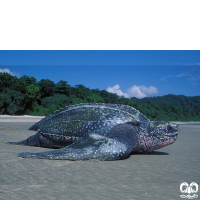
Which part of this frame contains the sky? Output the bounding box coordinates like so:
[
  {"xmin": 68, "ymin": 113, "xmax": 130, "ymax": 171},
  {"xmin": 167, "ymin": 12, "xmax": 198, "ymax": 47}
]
[{"xmin": 0, "ymin": 50, "xmax": 200, "ymax": 98}]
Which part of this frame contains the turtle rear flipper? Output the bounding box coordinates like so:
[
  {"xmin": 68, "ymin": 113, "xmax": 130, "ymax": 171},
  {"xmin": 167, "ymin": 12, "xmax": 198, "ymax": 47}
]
[
  {"xmin": 8, "ymin": 131, "xmax": 79, "ymax": 149},
  {"xmin": 7, "ymin": 132, "xmax": 41, "ymax": 147},
  {"xmin": 18, "ymin": 124, "xmax": 139, "ymax": 161}
]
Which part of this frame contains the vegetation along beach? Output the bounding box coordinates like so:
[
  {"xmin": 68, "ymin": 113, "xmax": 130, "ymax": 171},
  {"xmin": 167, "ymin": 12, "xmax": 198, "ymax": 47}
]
[{"xmin": 0, "ymin": 72, "xmax": 200, "ymax": 122}]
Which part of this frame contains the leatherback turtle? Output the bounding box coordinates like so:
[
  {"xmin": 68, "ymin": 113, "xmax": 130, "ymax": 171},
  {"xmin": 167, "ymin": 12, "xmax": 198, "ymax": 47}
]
[{"xmin": 8, "ymin": 103, "xmax": 180, "ymax": 161}]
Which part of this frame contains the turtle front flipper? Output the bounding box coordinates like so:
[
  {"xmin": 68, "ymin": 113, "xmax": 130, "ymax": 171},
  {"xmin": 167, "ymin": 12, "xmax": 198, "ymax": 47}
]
[
  {"xmin": 18, "ymin": 134, "xmax": 130, "ymax": 160},
  {"xmin": 18, "ymin": 123, "xmax": 139, "ymax": 161}
]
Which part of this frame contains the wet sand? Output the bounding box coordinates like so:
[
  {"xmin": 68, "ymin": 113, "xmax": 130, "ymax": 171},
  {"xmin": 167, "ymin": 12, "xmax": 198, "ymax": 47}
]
[{"xmin": 0, "ymin": 118, "xmax": 199, "ymax": 200}]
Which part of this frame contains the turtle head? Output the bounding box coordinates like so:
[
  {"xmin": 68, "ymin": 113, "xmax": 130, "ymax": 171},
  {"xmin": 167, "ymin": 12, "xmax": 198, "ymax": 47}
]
[{"xmin": 140, "ymin": 121, "xmax": 180, "ymax": 152}]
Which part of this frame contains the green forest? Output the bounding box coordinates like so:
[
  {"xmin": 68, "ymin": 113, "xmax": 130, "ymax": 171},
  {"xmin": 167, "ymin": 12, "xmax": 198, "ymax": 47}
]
[{"xmin": 0, "ymin": 72, "xmax": 200, "ymax": 121}]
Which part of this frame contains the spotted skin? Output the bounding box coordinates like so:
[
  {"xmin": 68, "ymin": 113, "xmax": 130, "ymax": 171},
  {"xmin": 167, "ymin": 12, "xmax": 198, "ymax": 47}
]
[{"xmin": 8, "ymin": 103, "xmax": 180, "ymax": 161}]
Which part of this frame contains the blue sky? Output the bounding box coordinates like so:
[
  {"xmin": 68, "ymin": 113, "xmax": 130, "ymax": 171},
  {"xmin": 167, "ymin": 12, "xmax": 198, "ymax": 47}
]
[{"xmin": 0, "ymin": 50, "xmax": 200, "ymax": 98}]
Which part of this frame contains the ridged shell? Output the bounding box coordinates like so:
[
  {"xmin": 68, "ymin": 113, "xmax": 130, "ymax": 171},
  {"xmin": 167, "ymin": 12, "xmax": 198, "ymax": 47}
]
[{"xmin": 29, "ymin": 103, "xmax": 150, "ymax": 137}]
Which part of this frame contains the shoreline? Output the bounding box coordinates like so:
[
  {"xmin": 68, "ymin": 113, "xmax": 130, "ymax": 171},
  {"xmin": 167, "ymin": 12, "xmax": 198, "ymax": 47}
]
[
  {"xmin": 0, "ymin": 115, "xmax": 199, "ymax": 124},
  {"xmin": 0, "ymin": 115, "xmax": 45, "ymax": 118},
  {"xmin": 0, "ymin": 115, "xmax": 44, "ymax": 122}
]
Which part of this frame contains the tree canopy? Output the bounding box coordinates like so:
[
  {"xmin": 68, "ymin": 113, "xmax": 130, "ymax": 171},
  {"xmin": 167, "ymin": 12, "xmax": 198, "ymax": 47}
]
[{"xmin": 0, "ymin": 72, "xmax": 199, "ymax": 121}]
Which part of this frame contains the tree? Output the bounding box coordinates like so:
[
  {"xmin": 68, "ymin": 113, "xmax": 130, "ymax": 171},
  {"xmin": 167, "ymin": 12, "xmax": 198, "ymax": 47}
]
[
  {"xmin": 41, "ymin": 94, "xmax": 72, "ymax": 110},
  {"xmin": 100, "ymin": 90, "xmax": 110, "ymax": 103},
  {"xmin": 16, "ymin": 75, "xmax": 37, "ymax": 93},
  {"xmin": 0, "ymin": 72, "xmax": 18, "ymax": 92},
  {"xmin": 0, "ymin": 89, "xmax": 26, "ymax": 115},
  {"xmin": 91, "ymin": 89, "xmax": 101, "ymax": 96},
  {"xmin": 23, "ymin": 84, "xmax": 41, "ymax": 113},
  {"xmin": 26, "ymin": 84, "xmax": 41, "ymax": 100},
  {"xmin": 38, "ymin": 79, "xmax": 56, "ymax": 98},
  {"xmin": 55, "ymin": 80, "xmax": 70, "ymax": 95},
  {"xmin": 119, "ymin": 97, "xmax": 130, "ymax": 105},
  {"xmin": 85, "ymin": 93, "xmax": 104, "ymax": 103},
  {"xmin": 74, "ymin": 84, "xmax": 91, "ymax": 99}
]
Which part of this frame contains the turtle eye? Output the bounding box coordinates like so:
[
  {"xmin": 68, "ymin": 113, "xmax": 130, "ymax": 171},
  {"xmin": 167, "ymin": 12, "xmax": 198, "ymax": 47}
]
[{"xmin": 167, "ymin": 125, "xmax": 172, "ymax": 132}]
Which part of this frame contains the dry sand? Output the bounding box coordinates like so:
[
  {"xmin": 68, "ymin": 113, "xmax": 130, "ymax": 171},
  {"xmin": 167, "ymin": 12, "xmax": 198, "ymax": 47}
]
[{"xmin": 0, "ymin": 116, "xmax": 200, "ymax": 200}]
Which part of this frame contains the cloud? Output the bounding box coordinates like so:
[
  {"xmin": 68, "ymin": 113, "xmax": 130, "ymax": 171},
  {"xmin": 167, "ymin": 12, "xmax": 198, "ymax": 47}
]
[
  {"xmin": 160, "ymin": 75, "xmax": 174, "ymax": 81},
  {"xmin": 176, "ymin": 69, "xmax": 200, "ymax": 85},
  {"xmin": 176, "ymin": 72, "xmax": 189, "ymax": 78},
  {"xmin": 107, "ymin": 84, "xmax": 129, "ymax": 98},
  {"xmin": 160, "ymin": 67, "xmax": 200, "ymax": 85},
  {"xmin": 0, "ymin": 68, "xmax": 20, "ymax": 77},
  {"xmin": 126, "ymin": 85, "xmax": 146, "ymax": 98},
  {"xmin": 139, "ymin": 85, "xmax": 158, "ymax": 95},
  {"xmin": 107, "ymin": 84, "xmax": 158, "ymax": 99},
  {"xmin": 127, "ymin": 85, "xmax": 158, "ymax": 98}
]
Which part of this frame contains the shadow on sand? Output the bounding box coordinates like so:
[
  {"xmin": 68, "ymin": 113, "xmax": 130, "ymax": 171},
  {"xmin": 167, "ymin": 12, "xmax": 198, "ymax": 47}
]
[{"xmin": 131, "ymin": 151, "xmax": 169, "ymax": 156}]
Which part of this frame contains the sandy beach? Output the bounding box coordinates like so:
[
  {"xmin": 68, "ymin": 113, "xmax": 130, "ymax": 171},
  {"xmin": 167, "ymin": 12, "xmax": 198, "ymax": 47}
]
[{"xmin": 0, "ymin": 116, "xmax": 199, "ymax": 200}]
